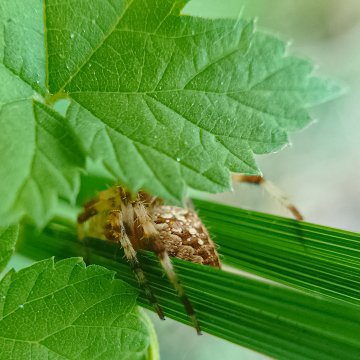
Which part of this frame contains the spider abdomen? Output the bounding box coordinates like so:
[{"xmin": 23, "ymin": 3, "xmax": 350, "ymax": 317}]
[{"xmin": 152, "ymin": 206, "xmax": 221, "ymax": 268}]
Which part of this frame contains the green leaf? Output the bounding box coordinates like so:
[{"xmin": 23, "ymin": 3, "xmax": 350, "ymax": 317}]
[
  {"xmin": 0, "ymin": 257, "xmax": 157, "ymax": 360},
  {"xmin": 0, "ymin": 225, "xmax": 19, "ymax": 272},
  {"xmin": 0, "ymin": 1, "xmax": 85, "ymax": 227},
  {"xmin": 0, "ymin": 1, "xmax": 46, "ymax": 94},
  {"xmin": 1, "ymin": 0, "xmax": 341, "ymax": 223},
  {"xmin": 0, "ymin": 88, "xmax": 84, "ymax": 227},
  {"xmin": 44, "ymin": 0, "xmax": 340, "ymax": 202},
  {"xmin": 18, "ymin": 203, "xmax": 360, "ymax": 360}
]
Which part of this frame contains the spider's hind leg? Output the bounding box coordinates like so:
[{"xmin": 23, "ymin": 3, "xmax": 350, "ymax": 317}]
[
  {"xmin": 134, "ymin": 203, "xmax": 202, "ymax": 335},
  {"xmin": 232, "ymin": 174, "xmax": 304, "ymax": 221},
  {"xmin": 105, "ymin": 210, "xmax": 165, "ymax": 320}
]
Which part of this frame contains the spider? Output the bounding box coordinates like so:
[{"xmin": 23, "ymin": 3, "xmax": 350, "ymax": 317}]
[
  {"xmin": 77, "ymin": 187, "xmax": 220, "ymax": 335},
  {"xmin": 77, "ymin": 176, "xmax": 302, "ymax": 335}
]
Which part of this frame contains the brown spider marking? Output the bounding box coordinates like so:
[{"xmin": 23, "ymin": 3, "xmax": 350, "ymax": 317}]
[{"xmin": 77, "ymin": 186, "xmax": 221, "ymax": 335}]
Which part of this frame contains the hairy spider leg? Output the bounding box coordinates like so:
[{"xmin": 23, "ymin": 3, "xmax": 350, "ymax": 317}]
[
  {"xmin": 77, "ymin": 188, "xmax": 116, "ymax": 240},
  {"xmin": 134, "ymin": 203, "xmax": 202, "ymax": 335},
  {"xmin": 232, "ymin": 174, "xmax": 304, "ymax": 221},
  {"xmin": 105, "ymin": 210, "xmax": 165, "ymax": 320},
  {"xmin": 77, "ymin": 187, "xmax": 125, "ymax": 239},
  {"xmin": 78, "ymin": 188, "xmax": 122, "ymax": 223},
  {"xmin": 158, "ymin": 251, "xmax": 202, "ymax": 335}
]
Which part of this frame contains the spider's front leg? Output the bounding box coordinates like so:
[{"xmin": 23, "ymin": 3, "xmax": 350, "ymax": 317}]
[
  {"xmin": 232, "ymin": 174, "xmax": 304, "ymax": 220},
  {"xmin": 134, "ymin": 203, "xmax": 202, "ymax": 335},
  {"xmin": 104, "ymin": 210, "xmax": 165, "ymax": 320},
  {"xmin": 77, "ymin": 187, "xmax": 121, "ymax": 239}
]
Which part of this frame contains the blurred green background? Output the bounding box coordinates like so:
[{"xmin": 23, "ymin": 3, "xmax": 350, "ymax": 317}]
[
  {"xmin": 4, "ymin": 1, "xmax": 360, "ymax": 359},
  {"xmin": 154, "ymin": 1, "xmax": 360, "ymax": 359}
]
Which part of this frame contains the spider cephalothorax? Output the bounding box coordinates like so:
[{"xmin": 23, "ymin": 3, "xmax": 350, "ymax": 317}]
[{"xmin": 78, "ymin": 186, "xmax": 220, "ymax": 334}]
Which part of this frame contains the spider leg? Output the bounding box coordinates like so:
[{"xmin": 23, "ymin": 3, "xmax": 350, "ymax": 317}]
[
  {"xmin": 134, "ymin": 203, "xmax": 202, "ymax": 335},
  {"xmin": 232, "ymin": 174, "xmax": 304, "ymax": 221},
  {"xmin": 158, "ymin": 250, "xmax": 202, "ymax": 335},
  {"xmin": 77, "ymin": 188, "xmax": 123, "ymax": 239},
  {"xmin": 105, "ymin": 210, "xmax": 165, "ymax": 320}
]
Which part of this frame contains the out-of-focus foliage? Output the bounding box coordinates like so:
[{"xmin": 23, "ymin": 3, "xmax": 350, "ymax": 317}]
[{"xmin": 0, "ymin": 226, "xmax": 18, "ymax": 272}]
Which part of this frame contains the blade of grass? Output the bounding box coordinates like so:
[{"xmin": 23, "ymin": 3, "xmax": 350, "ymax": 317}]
[
  {"xmin": 17, "ymin": 206, "xmax": 360, "ymax": 360},
  {"xmin": 193, "ymin": 199, "xmax": 360, "ymax": 305}
]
